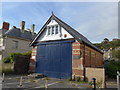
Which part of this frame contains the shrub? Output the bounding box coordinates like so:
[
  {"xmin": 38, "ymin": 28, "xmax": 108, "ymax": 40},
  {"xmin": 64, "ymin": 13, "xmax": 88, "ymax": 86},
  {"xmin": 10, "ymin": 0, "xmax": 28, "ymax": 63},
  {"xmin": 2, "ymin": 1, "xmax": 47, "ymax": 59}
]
[
  {"xmin": 3, "ymin": 57, "xmax": 12, "ymax": 63},
  {"xmin": 22, "ymin": 51, "xmax": 32, "ymax": 56},
  {"xmin": 89, "ymin": 81, "xmax": 92, "ymax": 86},
  {"xmin": 106, "ymin": 61, "xmax": 120, "ymax": 78},
  {"xmin": 96, "ymin": 80, "xmax": 103, "ymax": 88},
  {"xmin": 2, "ymin": 51, "xmax": 32, "ymax": 63},
  {"xmin": 112, "ymin": 50, "xmax": 120, "ymax": 60},
  {"xmin": 76, "ymin": 77, "xmax": 81, "ymax": 82},
  {"xmin": 43, "ymin": 77, "xmax": 50, "ymax": 80},
  {"xmin": 67, "ymin": 77, "xmax": 72, "ymax": 81},
  {"xmin": 10, "ymin": 51, "xmax": 31, "ymax": 57}
]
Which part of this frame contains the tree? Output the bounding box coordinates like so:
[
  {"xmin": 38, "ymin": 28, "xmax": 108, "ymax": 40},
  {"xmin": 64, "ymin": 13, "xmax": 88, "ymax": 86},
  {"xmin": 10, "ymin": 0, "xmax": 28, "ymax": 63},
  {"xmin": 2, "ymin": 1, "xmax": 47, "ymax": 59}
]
[
  {"xmin": 106, "ymin": 61, "xmax": 120, "ymax": 78},
  {"xmin": 104, "ymin": 38, "xmax": 109, "ymax": 42},
  {"xmin": 112, "ymin": 50, "xmax": 120, "ymax": 60}
]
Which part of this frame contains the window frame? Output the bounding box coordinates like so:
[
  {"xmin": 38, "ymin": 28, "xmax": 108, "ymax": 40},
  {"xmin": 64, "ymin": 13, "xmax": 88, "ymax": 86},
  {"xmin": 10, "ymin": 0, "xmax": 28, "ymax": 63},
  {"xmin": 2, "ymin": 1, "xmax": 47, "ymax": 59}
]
[
  {"xmin": 55, "ymin": 25, "xmax": 59, "ymax": 34},
  {"xmin": 12, "ymin": 40, "xmax": 18, "ymax": 49},
  {"xmin": 47, "ymin": 25, "xmax": 59, "ymax": 36},
  {"xmin": 51, "ymin": 26, "xmax": 54, "ymax": 35},
  {"xmin": 47, "ymin": 27, "xmax": 51, "ymax": 35}
]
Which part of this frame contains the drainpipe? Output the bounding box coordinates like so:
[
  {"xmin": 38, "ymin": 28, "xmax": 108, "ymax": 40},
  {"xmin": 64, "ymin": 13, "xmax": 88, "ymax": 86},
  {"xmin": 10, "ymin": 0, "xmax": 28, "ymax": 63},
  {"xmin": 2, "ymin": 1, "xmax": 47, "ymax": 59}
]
[{"xmin": 82, "ymin": 42, "xmax": 86, "ymax": 81}]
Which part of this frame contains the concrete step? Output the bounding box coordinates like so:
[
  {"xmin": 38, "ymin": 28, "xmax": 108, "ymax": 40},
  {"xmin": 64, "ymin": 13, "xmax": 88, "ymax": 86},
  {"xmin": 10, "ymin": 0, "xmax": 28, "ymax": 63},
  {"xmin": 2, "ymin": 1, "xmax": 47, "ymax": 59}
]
[{"xmin": 28, "ymin": 73, "xmax": 44, "ymax": 78}]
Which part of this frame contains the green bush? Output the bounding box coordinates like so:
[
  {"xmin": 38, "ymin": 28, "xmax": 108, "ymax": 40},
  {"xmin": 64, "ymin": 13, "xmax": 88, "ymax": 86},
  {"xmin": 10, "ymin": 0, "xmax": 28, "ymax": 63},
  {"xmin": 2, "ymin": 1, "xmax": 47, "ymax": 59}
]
[
  {"xmin": 3, "ymin": 57, "xmax": 12, "ymax": 63},
  {"xmin": 94, "ymin": 40, "xmax": 120, "ymax": 50},
  {"xmin": 112, "ymin": 50, "xmax": 120, "ymax": 60},
  {"xmin": 3, "ymin": 51, "xmax": 32, "ymax": 63},
  {"xmin": 106, "ymin": 61, "xmax": 120, "ymax": 78},
  {"xmin": 22, "ymin": 51, "xmax": 32, "ymax": 56},
  {"xmin": 43, "ymin": 77, "xmax": 50, "ymax": 80},
  {"xmin": 67, "ymin": 77, "xmax": 72, "ymax": 81},
  {"xmin": 89, "ymin": 81, "xmax": 92, "ymax": 86},
  {"xmin": 76, "ymin": 77, "xmax": 81, "ymax": 82},
  {"xmin": 96, "ymin": 80, "xmax": 103, "ymax": 88}
]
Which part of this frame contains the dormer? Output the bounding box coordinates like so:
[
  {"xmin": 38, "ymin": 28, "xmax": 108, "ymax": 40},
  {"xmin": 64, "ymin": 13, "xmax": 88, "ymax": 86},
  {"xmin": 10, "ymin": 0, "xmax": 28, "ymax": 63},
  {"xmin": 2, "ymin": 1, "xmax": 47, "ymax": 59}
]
[{"xmin": 46, "ymin": 20, "xmax": 61, "ymax": 36}]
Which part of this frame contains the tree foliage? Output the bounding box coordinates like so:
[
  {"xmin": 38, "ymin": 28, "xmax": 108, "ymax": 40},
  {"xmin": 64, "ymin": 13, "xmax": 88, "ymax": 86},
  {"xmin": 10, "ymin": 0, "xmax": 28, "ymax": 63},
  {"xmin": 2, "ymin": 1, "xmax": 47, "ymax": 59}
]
[
  {"xmin": 104, "ymin": 38, "xmax": 109, "ymax": 42},
  {"xmin": 106, "ymin": 61, "xmax": 120, "ymax": 78},
  {"xmin": 112, "ymin": 50, "xmax": 120, "ymax": 60},
  {"xmin": 94, "ymin": 40, "xmax": 120, "ymax": 50}
]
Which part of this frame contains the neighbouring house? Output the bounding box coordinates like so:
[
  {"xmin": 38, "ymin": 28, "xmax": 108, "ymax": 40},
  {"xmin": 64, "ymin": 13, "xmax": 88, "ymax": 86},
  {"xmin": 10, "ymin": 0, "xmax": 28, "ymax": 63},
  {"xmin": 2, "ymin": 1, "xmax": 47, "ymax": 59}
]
[
  {"xmin": 29, "ymin": 13, "xmax": 104, "ymax": 80},
  {"xmin": 0, "ymin": 21, "xmax": 36, "ymax": 60},
  {"xmin": 102, "ymin": 48, "xmax": 112, "ymax": 60},
  {"xmin": 115, "ymin": 46, "xmax": 120, "ymax": 50},
  {"xmin": 112, "ymin": 38, "xmax": 120, "ymax": 41}
]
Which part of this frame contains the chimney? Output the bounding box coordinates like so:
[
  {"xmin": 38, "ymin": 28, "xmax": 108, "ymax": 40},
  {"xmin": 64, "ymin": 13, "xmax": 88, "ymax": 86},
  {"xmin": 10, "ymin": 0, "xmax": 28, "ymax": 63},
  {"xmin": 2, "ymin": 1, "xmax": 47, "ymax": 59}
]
[
  {"xmin": 31, "ymin": 24, "xmax": 35, "ymax": 35},
  {"xmin": 2, "ymin": 22, "xmax": 10, "ymax": 30},
  {"xmin": 20, "ymin": 21, "xmax": 25, "ymax": 33}
]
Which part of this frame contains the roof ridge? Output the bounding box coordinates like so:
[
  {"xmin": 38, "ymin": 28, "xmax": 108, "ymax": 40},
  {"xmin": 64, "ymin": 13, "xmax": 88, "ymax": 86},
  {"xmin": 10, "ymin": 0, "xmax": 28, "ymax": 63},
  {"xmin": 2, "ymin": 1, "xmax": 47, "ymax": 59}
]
[{"xmin": 4, "ymin": 27, "xmax": 35, "ymax": 41}]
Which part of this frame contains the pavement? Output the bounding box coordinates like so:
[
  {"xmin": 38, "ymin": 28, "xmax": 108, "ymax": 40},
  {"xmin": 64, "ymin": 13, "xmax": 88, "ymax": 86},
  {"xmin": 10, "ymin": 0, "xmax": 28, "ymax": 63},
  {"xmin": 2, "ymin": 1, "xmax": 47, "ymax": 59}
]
[
  {"xmin": 105, "ymin": 79, "xmax": 117, "ymax": 88},
  {"xmin": 1, "ymin": 74, "xmax": 118, "ymax": 90},
  {"xmin": 1, "ymin": 74, "xmax": 92, "ymax": 89}
]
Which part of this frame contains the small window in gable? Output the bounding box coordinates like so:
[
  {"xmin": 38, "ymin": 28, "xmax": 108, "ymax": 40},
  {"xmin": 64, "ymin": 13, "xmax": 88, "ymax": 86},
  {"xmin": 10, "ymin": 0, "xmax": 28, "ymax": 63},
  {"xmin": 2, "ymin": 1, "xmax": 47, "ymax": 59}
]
[
  {"xmin": 55, "ymin": 25, "xmax": 58, "ymax": 34},
  {"xmin": 52, "ymin": 26, "xmax": 54, "ymax": 34},
  {"xmin": 48, "ymin": 27, "xmax": 51, "ymax": 35}
]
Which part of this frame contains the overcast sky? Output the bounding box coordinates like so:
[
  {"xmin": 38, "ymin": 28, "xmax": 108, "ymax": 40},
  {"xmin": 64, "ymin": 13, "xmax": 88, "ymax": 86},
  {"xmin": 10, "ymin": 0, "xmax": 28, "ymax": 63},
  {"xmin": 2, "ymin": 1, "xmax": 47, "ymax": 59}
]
[{"xmin": 1, "ymin": 2, "xmax": 118, "ymax": 43}]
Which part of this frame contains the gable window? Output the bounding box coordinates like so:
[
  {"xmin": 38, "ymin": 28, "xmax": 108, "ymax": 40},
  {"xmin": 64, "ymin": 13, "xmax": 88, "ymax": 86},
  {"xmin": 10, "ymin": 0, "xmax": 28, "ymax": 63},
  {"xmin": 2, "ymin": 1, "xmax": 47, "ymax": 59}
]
[
  {"xmin": 13, "ymin": 40, "xmax": 18, "ymax": 49},
  {"xmin": 48, "ymin": 27, "xmax": 51, "ymax": 35},
  {"xmin": 52, "ymin": 26, "xmax": 54, "ymax": 34},
  {"xmin": 55, "ymin": 25, "xmax": 58, "ymax": 34}
]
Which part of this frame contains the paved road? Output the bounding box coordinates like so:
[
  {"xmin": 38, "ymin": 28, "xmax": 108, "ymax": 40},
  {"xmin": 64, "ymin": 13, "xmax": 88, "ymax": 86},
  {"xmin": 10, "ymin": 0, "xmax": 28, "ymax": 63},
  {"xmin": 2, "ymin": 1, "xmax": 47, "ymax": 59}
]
[
  {"xmin": 1, "ymin": 74, "xmax": 118, "ymax": 90},
  {"xmin": 2, "ymin": 74, "xmax": 91, "ymax": 89}
]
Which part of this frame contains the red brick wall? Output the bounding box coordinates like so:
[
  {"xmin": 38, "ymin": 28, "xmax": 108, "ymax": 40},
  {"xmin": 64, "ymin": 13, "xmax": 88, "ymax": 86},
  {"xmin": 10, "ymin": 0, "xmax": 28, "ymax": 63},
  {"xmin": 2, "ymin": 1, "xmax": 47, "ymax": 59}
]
[
  {"xmin": 72, "ymin": 40, "xmax": 103, "ymax": 80},
  {"xmin": 84, "ymin": 45, "xmax": 103, "ymax": 67},
  {"xmin": 84, "ymin": 47, "xmax": 91, "ymax": 67},
  {"xmin": 72, "ymin": 40, "xmax": 84, "ymax": 79},
  {"xmin": 2, "ymin": 22, "xmax": 10, "ymax": 30},
  {"xmin": 29, "ymin": 46, "xmax": 37, "ymax": 72}
]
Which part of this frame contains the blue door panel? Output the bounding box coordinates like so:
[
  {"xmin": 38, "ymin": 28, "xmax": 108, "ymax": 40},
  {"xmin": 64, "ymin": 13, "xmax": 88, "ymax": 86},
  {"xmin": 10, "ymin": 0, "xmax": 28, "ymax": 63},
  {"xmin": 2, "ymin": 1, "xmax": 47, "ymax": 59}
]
[
  {"xmin": 36, "ymin": 40, "xmax": 73, "ymax": 79},
  {"xmin": 60, "ymin": 43, "xmax": 72, "ymax": 78}
]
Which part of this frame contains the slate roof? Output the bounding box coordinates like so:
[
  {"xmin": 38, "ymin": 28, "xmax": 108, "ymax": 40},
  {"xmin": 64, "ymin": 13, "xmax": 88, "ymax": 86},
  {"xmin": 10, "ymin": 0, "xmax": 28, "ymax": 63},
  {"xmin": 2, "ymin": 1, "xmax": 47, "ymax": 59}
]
[
  {"xmin": 30, "ymin": 13, "xmax": 103, "ymax": 53},
  {"xmin": 3, "ymin": 28, "xmax": 35, "ymax": 41}
]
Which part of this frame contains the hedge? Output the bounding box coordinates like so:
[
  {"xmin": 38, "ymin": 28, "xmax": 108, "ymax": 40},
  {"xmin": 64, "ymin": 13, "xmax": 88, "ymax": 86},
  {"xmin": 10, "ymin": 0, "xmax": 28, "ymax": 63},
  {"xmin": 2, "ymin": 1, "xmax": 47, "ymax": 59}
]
[{"xmin": 3, "ymin": 51, "xmax": 32, "ymax": 63}]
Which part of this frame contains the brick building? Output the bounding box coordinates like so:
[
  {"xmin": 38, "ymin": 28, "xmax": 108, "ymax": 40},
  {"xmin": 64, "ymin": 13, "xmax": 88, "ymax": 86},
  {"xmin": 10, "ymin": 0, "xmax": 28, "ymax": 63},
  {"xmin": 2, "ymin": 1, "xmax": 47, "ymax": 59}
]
[
  {"xmin": 29, "ymin": 13, "xmax": 103, "ymax": 79},
  {"xmin": 112, "ymin": 38, "xmax": 120, "ymax": 41}
]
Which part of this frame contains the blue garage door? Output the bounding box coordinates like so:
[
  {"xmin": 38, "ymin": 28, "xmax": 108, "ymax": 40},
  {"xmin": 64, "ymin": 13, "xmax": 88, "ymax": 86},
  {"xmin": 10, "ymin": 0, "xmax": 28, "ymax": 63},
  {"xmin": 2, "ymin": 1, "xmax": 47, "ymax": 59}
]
[{"xmin": 36, "ymin": 40, "xmax": 74, "ymax": 79}]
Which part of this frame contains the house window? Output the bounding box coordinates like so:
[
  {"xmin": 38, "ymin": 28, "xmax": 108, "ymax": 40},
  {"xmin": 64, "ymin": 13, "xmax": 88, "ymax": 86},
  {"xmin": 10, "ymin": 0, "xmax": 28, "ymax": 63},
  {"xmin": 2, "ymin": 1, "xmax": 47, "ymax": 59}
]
[
  {"xmin": 52, "ymin": 26, "xmax": 54, "ymax": 34},
  {"xmin": 55, "ymin": 25, "xmax": 58, "ymax": 34},
  {"xmin": 13, "ymin": 40, "xmax": 18, "ymax": 49},
  {"xmin": 48, "ymin": 27, "xmax": 51, "ymax": 35}
]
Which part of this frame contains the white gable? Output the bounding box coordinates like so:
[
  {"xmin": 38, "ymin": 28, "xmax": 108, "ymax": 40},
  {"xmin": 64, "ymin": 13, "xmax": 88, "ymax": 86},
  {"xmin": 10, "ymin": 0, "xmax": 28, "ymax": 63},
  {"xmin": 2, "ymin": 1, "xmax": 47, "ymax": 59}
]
[
  {"xmin": 37, "ymin": 19, "xmax": 74, "ymax": 42},
  {"xmin": 47, "ymin": 20, "xmax": 58, "ymax": 26}
]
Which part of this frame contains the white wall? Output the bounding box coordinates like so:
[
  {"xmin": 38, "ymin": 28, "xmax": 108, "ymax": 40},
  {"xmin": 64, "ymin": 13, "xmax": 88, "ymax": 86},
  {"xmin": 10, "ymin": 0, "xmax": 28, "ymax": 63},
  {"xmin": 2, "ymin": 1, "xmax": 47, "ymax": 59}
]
[
  {"xmin": 37, "ymin": 19, "xmax": 74, "ymax": 42},
  {"xmin": 2, "ymin": 37, "xmax": 32, "ymax": 59},
  {"xmin": 0, "ymin": 38, "xmax": 3, "ymax": 46}
]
